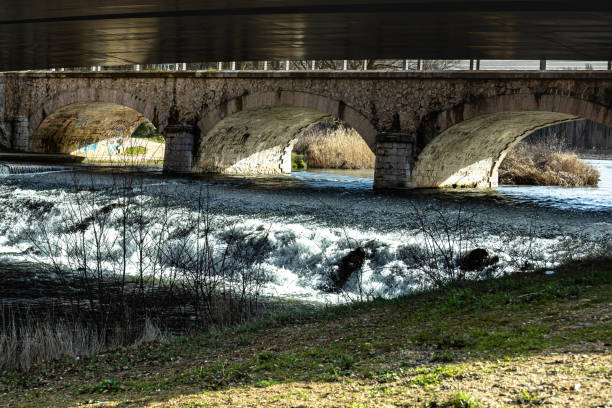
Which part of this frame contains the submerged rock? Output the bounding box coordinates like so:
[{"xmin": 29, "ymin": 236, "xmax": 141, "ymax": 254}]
[{"xmin": 459, "ymin": 248, "xmax": 499, "ymax": 271}]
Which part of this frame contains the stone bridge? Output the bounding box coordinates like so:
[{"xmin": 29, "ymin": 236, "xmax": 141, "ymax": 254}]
[{"xmin": 0, "ymin": 70, "xmax": 610, "ymax": 189}]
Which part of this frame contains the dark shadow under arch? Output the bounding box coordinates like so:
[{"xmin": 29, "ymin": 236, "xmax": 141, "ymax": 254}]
[{"xmin": 198, "ymin": 90, "xmax": 379, "ymax": 151}]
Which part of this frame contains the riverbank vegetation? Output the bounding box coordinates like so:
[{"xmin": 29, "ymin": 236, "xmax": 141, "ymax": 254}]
[
  {"xmin": 1, "ymin": 257, "xmax": 610, "ymax": 407},
  {"xmin": 130, "ymin": 121, "xmax": 165, "ymax": 144},
  {"xmin": 293, "ymin": 120, "xmax": 375, "ymax": 169},
  {"xmin": 499, "ymin": 137, "xmax": 600, "ymax": 187}
]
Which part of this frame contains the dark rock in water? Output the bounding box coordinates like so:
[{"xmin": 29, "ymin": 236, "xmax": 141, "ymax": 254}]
[
  {"xmin": 326, "ymin": 247, "xmax": 366, "ymax": 292},
  {"xmin": 459, "ymin": 248, "xmax": 499, "ymax": 271}
]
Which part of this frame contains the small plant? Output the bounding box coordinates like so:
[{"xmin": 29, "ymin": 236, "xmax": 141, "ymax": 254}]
[
  {"xmin": 451, "ymin": 390, "xmax": 480, "ymax": 408},
  {"xmin": 257, "ymin": 351, "xmax": 275, "ymax": 362},
  {"xmin": 337, "ymin": 354, "xmax": 356, "ymax": 370},
  {"xmin": 78, "ymin": 378, "xmax": 122, "ymax": 394},
  {"xmin": 411, "ymin": 366, "xmax": 464, "ymax": 386},
  {"xmin": 254, "ymin": 379, "xmax": 279, "ymax": 388},
  {"xmin": 291, "ymin": 153, "xmax": 307, "ymax": 170},
  {"xmin": 431, "ymin": 351, "xmax": 455, "ymax": 363},
  {"xmin": 517, "ymin": 390, "xmax": 544, "ymax": 405}
]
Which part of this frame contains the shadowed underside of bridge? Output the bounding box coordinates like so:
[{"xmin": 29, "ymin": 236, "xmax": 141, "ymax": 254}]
[
  {"xmin": 30, "ymin": 102, "xmax": 145, "ymax": 154},
  {"xmin": 412, "ymin": 111, "xmax": 580, "ymax": 188},
  {"xmin": 198, "ymin": 107, "xmax": 332, "ymax": 174},
  {"xmin": 0, "ymin": 1, "xmax": 611, "ymax": 70}
]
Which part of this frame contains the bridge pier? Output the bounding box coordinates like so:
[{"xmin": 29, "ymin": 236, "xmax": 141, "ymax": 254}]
[
  {"xmin": 373, "ymin": 133, "xmax": 415, "ymax": 190},
  {"xmin": 11, "ymin": 116, "xmax": 30, "ymax": 151},
  {"xmin": 163, "ymin": 123, "xmax": 196, "ymax": 173}
]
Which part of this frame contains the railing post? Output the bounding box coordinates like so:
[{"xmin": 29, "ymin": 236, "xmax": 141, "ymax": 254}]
[
  {"xmin": 263, "ymin": 61, "xmax": 268, "ymax": 70},
  {"xmin": 134, "ymin": 64, "xmax": 140, "ymax": 71},
  {"xmin": 285, "ymin": 60, "xmax": 290, "ymax": 71},
  {"xmin": 311, "ymin": 60, "xmax": 316, "ymax": 70},
  {"xmin": 182, "ymin": 62, "xmax": 187, "ymax": 70},
  {"xmin": 363, "ymin": 59, "xmax": 368, "ymax": 70},
  {"xmin": 540, "ymin": 59, "xmax": 547, "ymax": 70},
  {"xmin": 217, "ymin": 62, "xmax": 223, "ymax": 70},
  {"xmin": 417, "ymin": 59, "xmax": 423, "ymax": 71},
  {"xmin": 343, "ymin": 60, "xmax": 348, "ymax": 70},
  {"xmin": 230, "ymin": 61, "xmax": 236, "ymax": 70}
]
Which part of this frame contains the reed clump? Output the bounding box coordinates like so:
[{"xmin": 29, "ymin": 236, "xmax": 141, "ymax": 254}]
[
  {"xmin": 499, "ymin": 140, "xmax": 599, "ymax": 187},
  {"xmin": 293, "ymin": 122, "xmax": 375, "ymax": 169}
]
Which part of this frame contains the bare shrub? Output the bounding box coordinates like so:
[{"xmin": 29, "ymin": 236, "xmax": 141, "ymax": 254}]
[
  {"xmin": 294, "ymin": 121, "xmax": 375, "ymax": 169},
  {"xmin": 2, "ymin": 173, "xmax": 273, "ymax": 372},
  {"xmin": 399, "ymin": 205, "xmax": 493, "ymax": 289}
]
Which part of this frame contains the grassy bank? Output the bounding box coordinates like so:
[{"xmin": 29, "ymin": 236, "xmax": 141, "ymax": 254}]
[
  {"xmin": 499, "ymin": 140, "xmax": 600, "ymax": 187},
  {"xmin": 293, "ymin": 122, "xmax": 375, "ymax": 169},
  {"xmin": 1, "ymin": 258, "xmax": 610, "ymax": 407}
]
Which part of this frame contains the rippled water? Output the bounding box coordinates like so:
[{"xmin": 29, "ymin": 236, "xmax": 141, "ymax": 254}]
[
  {"xmin": 290, "ymin": 159, "xmax": 612, "ymax": 212},
  {"xmin": 497, "ymin": 160, "xmax": 612, "ymax": 212}
]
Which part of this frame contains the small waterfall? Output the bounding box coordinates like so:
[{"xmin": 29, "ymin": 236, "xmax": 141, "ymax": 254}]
[{"xmin": 0, "ymin": 163, "xmax": 75, "ymax": 175}]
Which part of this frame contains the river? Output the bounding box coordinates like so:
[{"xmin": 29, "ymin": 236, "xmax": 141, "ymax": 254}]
[{"xmin": 0, "ymin": 159, "xmax": 610, "ymax": 303}]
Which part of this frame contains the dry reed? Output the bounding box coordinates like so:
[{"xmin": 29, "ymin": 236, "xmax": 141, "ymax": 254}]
[
  {"xmin": 294, "ymin": 125, "xmax": 375, "ymax": 169},
  {"xmin": 0, "ymin": 311, "xmax": 163, "ymax": 372},
  {"xmin": 499, "ymin": 140, "xmax": 600, "ymax": 187}
]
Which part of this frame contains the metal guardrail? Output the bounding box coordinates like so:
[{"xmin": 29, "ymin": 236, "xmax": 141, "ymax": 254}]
[{"xmin": 37, "ymin": 59, "xmax": 612, "ymax": 73}]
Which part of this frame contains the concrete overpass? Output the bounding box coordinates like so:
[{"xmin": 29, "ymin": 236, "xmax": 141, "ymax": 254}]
[
  {"xmin": 0, "ymin": 1, "xmax": 611, "ymax": 70},
  {"xmin": 1, "ymin": 70, "xmax": 610, "ymax": 189}
]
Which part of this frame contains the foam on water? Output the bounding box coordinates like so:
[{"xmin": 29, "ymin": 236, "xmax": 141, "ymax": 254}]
[{"xmin": 0, "ymin": 161, "xmax": 609, "ymax": 303}]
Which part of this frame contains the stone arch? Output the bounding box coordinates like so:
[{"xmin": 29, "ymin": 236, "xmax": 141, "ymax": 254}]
[
  {"xmin": 418, "ymin": 93, "xmax": 612, "ymax": 146},
  {"xmin": 29, "ymin": 88, "xmax": 161, "ymax": 136},
  {"xmin": 198, "ymin": 90, "xmax": 378, "ymax": 150},
  {"xmin": 196, "ymin": 91, "xmax": 378, "ymax": 174},
  {"xmin": 29, "ymin": 101, "xmax": 166, "ymax": 164},
  {"xmin": 412, "ymin": 94, "xmax": 611, "ymax": 188}
]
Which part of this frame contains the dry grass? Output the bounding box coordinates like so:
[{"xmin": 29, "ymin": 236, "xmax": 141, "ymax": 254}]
[
  {"xmin": 0, "ymin": 313, "xmax": 163, "ymax": 372},
  {"xmin": 499, "ymin": 140, "xmax": 600, "ymax": 187},
  {"xmin": 1, "ymin": 259, "xmax": 610, "ymax": 407},
  {"xmin": 294, "ymin": 124, "xmax": 375, "ymax": 169}
]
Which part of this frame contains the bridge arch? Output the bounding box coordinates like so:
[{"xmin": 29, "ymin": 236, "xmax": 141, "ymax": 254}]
[
  {"xmin": 28, "ymin": 88, "xmax": 162, "ymax": 136},
  {"xmin": 29, "ymin": 100, "xmax": 166, "ymax": 165},
  {"xmin": 196, "ymin": 91, "xmax": 378, "ymax": 174},
  {"xmin": 412, "ymin": 94, "xmax": 611, "ymax": 188}
]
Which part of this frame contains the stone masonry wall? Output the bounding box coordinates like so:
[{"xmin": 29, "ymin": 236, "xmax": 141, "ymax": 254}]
[{"xmin": 0, "ymin": 71, "xmax": 609, "ymax": 187}]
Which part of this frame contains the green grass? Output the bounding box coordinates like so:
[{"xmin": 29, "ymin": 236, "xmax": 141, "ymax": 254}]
[
  {"xmin": 1, "ymin": 258, "xmax": 611, "ymax": 407},
  {"xmin": 125, "ymin": 146, "xmax": 147, "ymax": 155}
]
